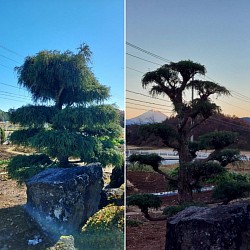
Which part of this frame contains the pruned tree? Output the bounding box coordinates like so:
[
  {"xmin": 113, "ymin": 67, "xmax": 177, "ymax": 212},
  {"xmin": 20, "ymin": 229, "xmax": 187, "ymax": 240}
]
[
  {"xmin": 139, "ymin": 60, "xmax": 242, "ymax": 203},
  {"xmin": 9, "ymin": 44, "xmax": 123, "ymax": 167}
]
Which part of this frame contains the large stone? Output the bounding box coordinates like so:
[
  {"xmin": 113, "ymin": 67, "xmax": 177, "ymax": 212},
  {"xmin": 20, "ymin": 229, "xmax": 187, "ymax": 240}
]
[
  {"xmin": 166, "ymin": 202, "xmax": 250, "ymax": 250},
  {"xmin": 25, "ymin": 163, "xmax": 103, "ymax": 236}
]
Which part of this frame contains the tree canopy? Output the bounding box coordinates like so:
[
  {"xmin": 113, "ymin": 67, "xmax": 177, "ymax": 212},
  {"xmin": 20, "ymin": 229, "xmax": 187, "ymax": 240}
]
[
  {"xmin": 10, "ymin": 44, "xmax": 123, "ymax": 167},
  {"xmin": 15, "ymin": 44, "xmax": 109, "ymax": 110},
  {"xmin": 139, "ymin": 60, "xmax": 240, "ymax": 203}
]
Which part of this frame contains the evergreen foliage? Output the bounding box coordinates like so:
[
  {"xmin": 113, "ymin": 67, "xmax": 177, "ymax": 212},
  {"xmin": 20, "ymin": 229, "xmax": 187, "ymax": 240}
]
[
  {"xmin": 212, "ymin": 180, "xmax": 250, "ymax": 204},
  {"xmin": 7, "ymin": 154, "xmax": 53, "ymax": 184},
  {"xmin": 127, "ymin": 194, "xmax": 162, "ymax": 210},
  {"xmin": 9, "ymin": 44, "xmax": 123, "ymax": 167},
  {"xmin": 140, "ymin": 60, "xmax": 242, "ymax": 203},
  {"xmin": 0, "ymin": 127, "xmax": 5, "ymax": 144}
]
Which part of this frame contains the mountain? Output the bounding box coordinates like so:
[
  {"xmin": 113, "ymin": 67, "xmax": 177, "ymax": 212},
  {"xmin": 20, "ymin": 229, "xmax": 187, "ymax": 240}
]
[{"xmin": 126, "ymin": 110, "xmax": 167, "ymax": 125}]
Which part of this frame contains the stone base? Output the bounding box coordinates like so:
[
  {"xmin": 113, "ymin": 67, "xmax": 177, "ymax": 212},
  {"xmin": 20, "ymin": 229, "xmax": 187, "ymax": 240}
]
[
  {"xmin": 25, "ymin": 163, "xmax": 103, "ymax": 236},
  {"xmin": 166, "ymin": 202, "xmax": 250, "ymax": 250}
]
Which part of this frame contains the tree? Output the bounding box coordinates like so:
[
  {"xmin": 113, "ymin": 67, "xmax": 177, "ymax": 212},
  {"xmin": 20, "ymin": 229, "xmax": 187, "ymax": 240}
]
[
  {"xmin": 140, "ymin": 60, "xmax": 240, "ymax": 203},
  {"xmin": 9, "ymin": 44, "xmax": 123, "ymax": 167},
  {"xmin": 0, "ymin": 127, "xmax": 5, "ymax": 144}
]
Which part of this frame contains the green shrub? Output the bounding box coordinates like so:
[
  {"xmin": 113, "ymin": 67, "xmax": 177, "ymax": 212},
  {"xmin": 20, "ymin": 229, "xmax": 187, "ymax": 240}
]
[
  {"xmin": 127, "ymin": 194, "xmax": 162, "ymax": 211},
  {"xmin": 7, "ymin": 154, "xmax": 53, "ymax": 184},
  {"xmin": 126, "ymin": 219, "xmax": 143, "ymax": 227},
  {"xmin": 163, "ymin": 202, "xmax": 206, "ymax": 217},
  {"xmin": 206, "ymin": 171, "xmax": 250, "ymax": 184},
  {"xmin": 0, "ymin": 127, "xmax": 5, "ymax": 144},
  {"xmin": 75, "ymin": 205, "xmax": 124, "ymax": 250},
  {"xmin": 212, "ymin": 180, "xmax": 250, "ymax": 204}
]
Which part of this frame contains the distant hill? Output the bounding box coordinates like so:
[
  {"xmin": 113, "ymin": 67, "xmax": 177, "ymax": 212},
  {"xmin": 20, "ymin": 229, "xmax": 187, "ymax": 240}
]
[
  {"xmin": 241, "ymin": 117, "xmax": 250, "ymax": 123},
  {"xmin": 126, "ymin": 110, "xmax": 167, "ymax": 125}
]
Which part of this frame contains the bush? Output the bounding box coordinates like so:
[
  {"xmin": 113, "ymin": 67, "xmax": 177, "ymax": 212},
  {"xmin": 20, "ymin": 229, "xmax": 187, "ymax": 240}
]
[
  {"xmin": 206, "ymin": 171, "xmax": 250, "ymax": 184},
  {"xmin": 75, "ymin": 205, "xmax": 124, "ymax": 250},
  {"xmin": 212, "ymin": 180, "xmax": 250, "ymax": 204},
  {"xmin": 127, "ymin": 194, "xmax": 162, "ymax": 211},
  {"xmin": 126, "ymin": 219, "xmax": 143, "ymax": 227},
  {"xmin": 163, "ymin": 202, "xmax": 206, "ymax": 217},
  {"xmin": 0, "ymin": 127, "xmax": 5, "ymax": 144},
  {"xmin": 7, "ymin": 154, "xmax": 53, "ymax": 184}
]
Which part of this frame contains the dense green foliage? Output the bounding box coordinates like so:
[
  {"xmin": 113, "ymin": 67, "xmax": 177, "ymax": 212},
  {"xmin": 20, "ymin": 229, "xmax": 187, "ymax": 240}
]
[
  {"xmin": 163, "ymin": 202, "xmax": 206, "ymax": 217},
  {"xmin": 127, "ymin": 194, "xmax": 162, "ymax": 210},
  {"xmin": 9, "ymin": 45, "xmax": 123, "ymax": 167},
  {"xmin": 0, "ymin": 127, "xmax": 5, "ymax": 144},
  {"xmin": 75, "ymin": 205, "xmax": 124, "ymax": 250},
  {"xmin": 212, "ymin": 180, "xmax": 250, "ymax": 204},
  {"xmin": 128, "ymin": 153, "xmax": 163, "ymax": 170},
  {"xmin": 0, "ymin": 110, "xmax": 9, "ymax": 122},
  {"xmin": 7, "ymin": 154, "xmax": 53, "ymax": 184}
]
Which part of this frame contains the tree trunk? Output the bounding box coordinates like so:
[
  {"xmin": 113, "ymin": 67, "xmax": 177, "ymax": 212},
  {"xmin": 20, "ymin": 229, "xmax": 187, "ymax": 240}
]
[
  {"xmin": 58, "ymin": 155, "xmax": 69, "ymax": 167},
  {"xmin": 177, "ymin": 133, "xmax": 193, "ymax": 204},
  {"xmin": 178, "ymin": 166, "xmax": 193, "ymax": 204}
]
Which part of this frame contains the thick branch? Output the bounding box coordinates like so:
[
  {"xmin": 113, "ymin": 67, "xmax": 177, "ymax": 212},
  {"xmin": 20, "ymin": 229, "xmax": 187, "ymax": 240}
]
[
  {"xmin": 141, "ymin": 208, "xmax": 167, "ymax": 221},
  {"xmin": 154, "ymin": 167, "xmax": 178, "ymax": 182}
]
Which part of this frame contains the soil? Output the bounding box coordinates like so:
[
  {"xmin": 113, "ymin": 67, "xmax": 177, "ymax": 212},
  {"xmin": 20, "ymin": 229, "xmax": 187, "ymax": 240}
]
[
  {"xmin": 126, "ymin": 171, "xmax": 222, "ymax": 250},
  {"xmin": 0, "ymin": 145, "xmax": 55, "ymax": 250},
  {"xmin": 0, "ymin": 145, "xmax": 115, "ymax": 250}
]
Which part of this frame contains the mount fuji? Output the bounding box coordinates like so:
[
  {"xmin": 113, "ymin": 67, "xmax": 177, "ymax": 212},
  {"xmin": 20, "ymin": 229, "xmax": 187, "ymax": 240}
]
[{"xmin": 126, "ymin": 110, "xmax": 167, "ymax": 125}]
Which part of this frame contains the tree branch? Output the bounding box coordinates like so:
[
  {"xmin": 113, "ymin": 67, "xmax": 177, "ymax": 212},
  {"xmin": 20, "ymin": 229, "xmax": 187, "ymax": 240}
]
[
  {"xmin": 154, "ymin": 167, "xmax": 178, "ymax": 182},
  {"xmin": 141, "ymin": 208, "xmax": 167, "ymax": 221}
]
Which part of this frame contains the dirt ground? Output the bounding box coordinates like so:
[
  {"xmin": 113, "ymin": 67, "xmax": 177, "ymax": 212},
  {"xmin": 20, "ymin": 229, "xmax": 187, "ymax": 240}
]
[
  {"xmin": 0, "ymin": 146, "xmax": 57, "ymax": 250},
  {"xmin": 0, "ymin": 145, "xmax": 116, "ymax": 250},
  {"xmin": 126, "ymin": 170, "xmax": 232, "ymax": 250}
]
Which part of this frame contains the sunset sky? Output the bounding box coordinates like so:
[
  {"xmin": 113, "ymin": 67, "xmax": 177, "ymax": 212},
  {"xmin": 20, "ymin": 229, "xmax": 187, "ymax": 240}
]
[
  {"xmin": 0, "ymin": 1, "xmax": 124, "ymax": 112},
  {"xmin": 126, "ymin": 0, "xmax": 250, "ymax": 119}
]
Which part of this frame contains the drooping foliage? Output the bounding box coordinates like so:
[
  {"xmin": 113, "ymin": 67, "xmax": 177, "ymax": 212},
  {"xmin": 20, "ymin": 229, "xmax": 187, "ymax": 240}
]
[
  {"xmin": 15, "ymin": 44, "xmax": 109, "ymax": 109},
  {"xmin": 9, "ymin": 44, "xmax": 123, "ymax": 167}
]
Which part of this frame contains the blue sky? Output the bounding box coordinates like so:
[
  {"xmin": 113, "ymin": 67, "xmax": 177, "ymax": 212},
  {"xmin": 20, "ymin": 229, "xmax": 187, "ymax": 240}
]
[
  {"xmin": 0, "ymin": 1, "xmax": 124, "ymax": 112},
  {"xmin": 126, "ymin": 0, "xmax": 250, "ymax": 118}
]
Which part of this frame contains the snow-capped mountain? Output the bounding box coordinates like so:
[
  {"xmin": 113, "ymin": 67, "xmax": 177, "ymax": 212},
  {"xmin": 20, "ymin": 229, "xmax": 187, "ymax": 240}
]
[{"xmin": 126, "ymin": 110, "xmax": 167, "ymax": 125}]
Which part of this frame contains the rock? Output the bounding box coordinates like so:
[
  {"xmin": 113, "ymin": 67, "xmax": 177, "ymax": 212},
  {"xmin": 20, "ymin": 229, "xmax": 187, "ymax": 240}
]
[
  {"xmin": 25, "ymin": 163, "xmax": 103, "ymax": 236},
  {"xmin": 108, "ymin": 165, "xmax": 124, "ymax": 188},
  {"xmin": 166, "ymin": 202, "xmax": 250, "ymax": 250}
]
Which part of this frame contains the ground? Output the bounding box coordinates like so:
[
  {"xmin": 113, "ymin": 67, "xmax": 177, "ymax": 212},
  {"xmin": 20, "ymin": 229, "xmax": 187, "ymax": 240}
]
[
  {"xmin": 126, "ymin": 164, "xmax": 250, "ymax": 250},
  {"xmin": 0, "ymin": 145, "xmax": 55, "ymax": 250},
  {"xmin": 0, "ymin": 145, "xmax": 114, "ymax": 250}
]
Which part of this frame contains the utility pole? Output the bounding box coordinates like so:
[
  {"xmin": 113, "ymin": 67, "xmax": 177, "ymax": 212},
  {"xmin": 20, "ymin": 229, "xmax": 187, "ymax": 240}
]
[{"xmin": 190, "ymin": 76, "xmax": 194, "ymax": 142}]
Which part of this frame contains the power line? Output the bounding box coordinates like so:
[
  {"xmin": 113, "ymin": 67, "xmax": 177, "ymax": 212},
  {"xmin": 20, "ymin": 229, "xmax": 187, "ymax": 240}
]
[
  {"xmin": 126, "ymin": 42, "xmax": 172, "ymax": 63},
  {"xmin": 126, "ymin": 101, "xmax": 172, "ymax": 112},
  {"xmin": 0, "ymin": 45, "xmax": 24, "ymax": 58},
  {"xmin": 127, "ymin": 41, "xmax": 250, "ymax": 105},
  {"xmin": 126, "ymin": 53, "xmax": 162, "ymax": 66},
  {"xmin": 0, "ymin": 91, "xmax": 32, "ymax": 100},
  {"xmin": 0, "ymin": 82, "xmax": 20, "ymax": 89},
  {"xmin": 209, "ymin": 117, "xmax": 250, "ymax": 132},
  {"xmin": 127, "ymin": 89, "xmax": 172, "ymax": 104},
  {"xmin": 218, "ymin": 99, "xmax": 250, "ymax": 112},
  {"xmin": 0, "ymin": 63, "xmax": 13, "ymax": 70},
  {"xmin": 0, "ymin": 96, "xmax": 31, "ymax": 103},
  {"xmin": 126, "ymin": 97, "xmax": 172, "ymax": 112},
  {"xmin": 126, "ymin": 106, "xmax": 151, "ymax": 112},
  {"xmin": 126, "ymin": 66, "xmax": 144, "ymax": 74},
  {"xmin": 0, "ymin": 54, "xmax": 21, "ymax": 64}
]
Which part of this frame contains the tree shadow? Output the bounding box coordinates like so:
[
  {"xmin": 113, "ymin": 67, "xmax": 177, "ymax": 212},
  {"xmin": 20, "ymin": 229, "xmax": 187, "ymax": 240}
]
[{"xmin": 0, "ymin": 205, "xmax": 58, "ymax": 250}]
